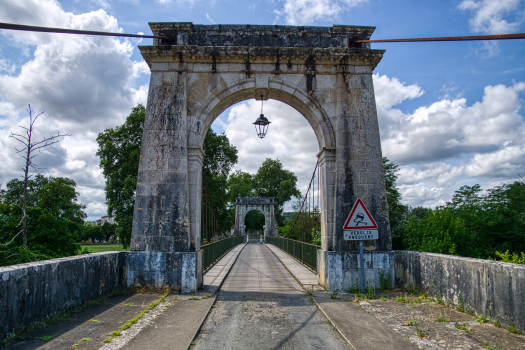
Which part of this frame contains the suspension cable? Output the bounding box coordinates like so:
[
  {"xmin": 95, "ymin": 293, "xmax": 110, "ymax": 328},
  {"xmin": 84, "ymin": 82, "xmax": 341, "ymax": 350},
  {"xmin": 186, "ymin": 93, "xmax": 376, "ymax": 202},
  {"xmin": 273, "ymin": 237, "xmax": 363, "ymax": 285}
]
[
  {"xmin": 0, "ymin": 22, "xmax": 167, "ymax": 39},
  {"xmin": 279, "ymin": 160, "xmax": 319, "ymax": 239}
]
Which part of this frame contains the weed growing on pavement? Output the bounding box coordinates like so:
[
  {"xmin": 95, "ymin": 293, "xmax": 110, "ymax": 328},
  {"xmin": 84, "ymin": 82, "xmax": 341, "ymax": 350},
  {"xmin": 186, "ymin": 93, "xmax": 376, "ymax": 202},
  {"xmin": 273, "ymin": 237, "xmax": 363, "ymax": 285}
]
[
  {"xmin": 380, "ymin": 297, "xmax": 387, "ymax": 301},
  {"xmin": 507, "ymin": 326, "xmax": 521, "ymax": 334},
  {"xmin": 2, "ymin": 294, "xmax": 110, "ymax": 345},
  {"xmin": 482, "ymin": 344, "xmax": 504, "ymax": 350},
  {"xmin": 347, "ymin": 278, "xmax": 360, "ymax": 294},
  {"xmin": 434, "ymin": 315, "xmax": 447, "ymax": 323},
  {"xmin": 404, "ymin": 316, "xmax": 429, "ymax": 338},
  {"xmin": 378, "ymin": 272, "xmax": 391, "ymax": 292},
  {"xmin": 476, "ymin": 315, "xmax": 489, "ymax": 323},
  {"xmin": 88, "ymin": 319, "xmax": 99, "ymax": 323},
  {"xmin": 104, "ymin": 291, "xmax": 171, "ymax": 344},
  {"xmin": 455, "ymin": 322, "xmax": 472, "ymax": 334},
  {"xmin": 329, "ymin": 291, "xmax": 340, "ymax": 299},
  {"xmin": 82, "ymin": 338, "xmax": 91, "ymax": 341},
  {"xmin": 396, "ymin": 295, "xmax": 407, "ymax": 303},
  {"xmin": 306, "ymin": 285, "xmax": 314, "ymax": 296},
  {"xmin": 38, "ymin": 336, "xmax": 53, "ymax": 341},
  {"xmin": 366, "ymin": 281, "xmax": 376, "ymax": 299},
  {"xmin": 456, "ymin": 294, "xmax": 466, "ymax": 313}
]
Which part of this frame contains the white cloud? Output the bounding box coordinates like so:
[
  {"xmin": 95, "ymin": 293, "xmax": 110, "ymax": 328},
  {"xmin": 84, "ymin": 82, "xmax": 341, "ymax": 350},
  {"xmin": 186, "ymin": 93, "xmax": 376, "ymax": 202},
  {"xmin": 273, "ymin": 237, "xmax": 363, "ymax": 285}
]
[
  {"xmin": 221, "ymin": 100, "xmax": 319, "ymax": 197},
  {"xmin": 275, "ymin": 0, "xmax": 369, "ymax": 25},
  {"xmin": 0, "ymin": 0, "xmax": 149, "ymax": 220},
  {"xmin": 458, "ymin": 0, "xmax": 525, "ymax": 34},
  {"xmin": 206, "ymin": 13, "xmax": 216, "ymax": 24},
  {"xmin": 374, "ymin": 73, "xmax": 525, "ymax": 208}
]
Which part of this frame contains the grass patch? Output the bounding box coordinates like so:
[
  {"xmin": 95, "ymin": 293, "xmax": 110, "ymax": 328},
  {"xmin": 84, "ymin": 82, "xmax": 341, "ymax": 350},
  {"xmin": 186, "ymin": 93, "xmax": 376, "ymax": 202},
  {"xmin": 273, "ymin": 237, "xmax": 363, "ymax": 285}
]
[
  {"xmin": 404, "ymin": 316, "xmax": 429, "ymax": 338},
  {"xmin": 82, "ymin": 338, "xmax": 91, "ymax": 341},
  {"xmin": 492, "ymin": 319, "xmax": 502, "ymax": 328},
  {"xmin": 507, "ymin": 326, "xmax": 521, "ymax": 335},
  {"xmin": 366, "ymin": 282, "xmax": 376, "ymax": 299},
  {"xmin": 2, "ymin": 294, "xmax": 110, "ymax": 345},
  {"xmin": 455, "ymin": 322, "xmax": 472, "ymax": 334},
  {"xmin": 88, "ymin": 319, "xmax": 99, "ymax": 323},
  {"xmin": 305, "ymin": 285, "xmax": 314, "ymax": 296},
  {"xmin": 482, "ymin": 345, "xmax": 504, "ymax": 350},
  {"xmin": 38, "ymin": 336, "xmax": 54, "ymax": 341},
  {"xmin": 477, "ymin": 315, "xmax": 489, "ymax": 324},
  {"xmin": 380, "ymin": 297, "xmax": 387, "ymax": 301},
  {"xmin": 329, "ymin": 291, "xmax": 340, "ymax": 299},
  {"xmin": 103, "ymin": 290, "xmax": 171, "ymax": 344},
  {"xmin": 188, "ymin": 295, "xmax": 211, "ymax": 301},
  {"xmin": 80, "ymin": 244, "xmax": 126, "ymax": 253},
  {"xmin": 396, "ymin": 295, "xmax": 407, "ymax": 303}
]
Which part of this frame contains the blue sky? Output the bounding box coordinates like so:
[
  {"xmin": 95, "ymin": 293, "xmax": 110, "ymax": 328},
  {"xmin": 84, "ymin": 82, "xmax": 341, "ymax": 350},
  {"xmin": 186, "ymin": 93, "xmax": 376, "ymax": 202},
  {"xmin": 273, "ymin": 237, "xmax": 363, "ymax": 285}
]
[{"xmin": 1, "ymin": 0, "xmax": 524, "ymax": 220}]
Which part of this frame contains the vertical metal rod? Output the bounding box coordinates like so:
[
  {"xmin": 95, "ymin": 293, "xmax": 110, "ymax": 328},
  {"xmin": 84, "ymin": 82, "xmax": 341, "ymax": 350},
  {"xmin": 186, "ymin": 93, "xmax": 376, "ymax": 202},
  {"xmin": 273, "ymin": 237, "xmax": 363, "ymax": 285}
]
[{"xmin": 360, "ymin": 240, "xmax": 365, "ymax": 292}]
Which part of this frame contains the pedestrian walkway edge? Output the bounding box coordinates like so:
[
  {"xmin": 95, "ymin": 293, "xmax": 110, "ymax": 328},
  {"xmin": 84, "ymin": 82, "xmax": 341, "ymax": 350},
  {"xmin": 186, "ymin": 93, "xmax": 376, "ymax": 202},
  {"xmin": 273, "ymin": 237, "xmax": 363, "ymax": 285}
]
[
  {"xmin": 264, "ymin": 243, "xmax": 320, "ymax": 291},
  {"xmin": 187, "ymin": 243, "xmax": 247, "ymax": 350}
]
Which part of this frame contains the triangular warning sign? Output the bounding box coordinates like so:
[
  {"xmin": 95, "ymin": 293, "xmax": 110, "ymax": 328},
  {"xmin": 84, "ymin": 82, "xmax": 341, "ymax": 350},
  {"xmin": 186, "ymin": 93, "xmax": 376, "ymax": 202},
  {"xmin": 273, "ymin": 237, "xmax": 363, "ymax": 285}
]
[{"xmin": 343, "ymin": 198, "xmax": 378, "ymax": 230}]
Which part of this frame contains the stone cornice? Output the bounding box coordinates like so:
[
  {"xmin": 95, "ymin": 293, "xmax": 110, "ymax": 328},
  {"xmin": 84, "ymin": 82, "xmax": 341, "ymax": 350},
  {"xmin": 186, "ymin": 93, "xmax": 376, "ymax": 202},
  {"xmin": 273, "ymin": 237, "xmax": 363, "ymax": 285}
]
[{"xmin": 139, "ymin": 45, "xmax": 385, "ymax": 69}]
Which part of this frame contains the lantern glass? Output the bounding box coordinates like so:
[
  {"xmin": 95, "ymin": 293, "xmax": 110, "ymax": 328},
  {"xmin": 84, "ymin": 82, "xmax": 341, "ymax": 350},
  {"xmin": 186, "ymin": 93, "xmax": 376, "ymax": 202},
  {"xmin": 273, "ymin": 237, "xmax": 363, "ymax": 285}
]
[{"xmin": 253, "ymin": 114, "xmax": 271, "ymax": 139}]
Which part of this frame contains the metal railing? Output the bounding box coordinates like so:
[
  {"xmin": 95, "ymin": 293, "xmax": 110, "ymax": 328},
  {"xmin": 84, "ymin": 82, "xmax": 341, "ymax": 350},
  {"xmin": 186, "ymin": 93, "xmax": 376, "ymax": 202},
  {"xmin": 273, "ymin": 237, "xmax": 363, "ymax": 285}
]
[
  {"xmin": 267, "ymin": 236, "xmax": 319, "ymax": 271},
  {"xmin": 201, "ymin": 236, "xmax": 243, "ymax": 270}
]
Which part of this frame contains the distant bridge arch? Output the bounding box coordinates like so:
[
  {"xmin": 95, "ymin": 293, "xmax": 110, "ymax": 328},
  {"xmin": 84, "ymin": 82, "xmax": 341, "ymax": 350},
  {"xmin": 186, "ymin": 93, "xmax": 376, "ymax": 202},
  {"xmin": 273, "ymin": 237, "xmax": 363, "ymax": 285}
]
[{"xmin": 234, "ymin": 198, "xmax": 277, "ymax": 239}]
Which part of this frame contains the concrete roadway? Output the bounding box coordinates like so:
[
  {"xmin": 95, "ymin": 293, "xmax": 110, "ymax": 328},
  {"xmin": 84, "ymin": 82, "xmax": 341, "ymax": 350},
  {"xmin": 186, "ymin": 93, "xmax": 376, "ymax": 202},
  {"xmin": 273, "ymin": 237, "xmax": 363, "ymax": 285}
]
[{"xmin": 193, "ymin": 243, "xmax": 349, "ymax": 350}]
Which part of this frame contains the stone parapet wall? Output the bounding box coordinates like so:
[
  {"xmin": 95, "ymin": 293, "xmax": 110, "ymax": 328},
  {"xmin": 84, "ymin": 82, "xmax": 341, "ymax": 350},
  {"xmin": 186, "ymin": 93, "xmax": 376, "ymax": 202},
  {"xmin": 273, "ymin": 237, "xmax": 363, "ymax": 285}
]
[
  {"xmin": 0, "ymin": 251, "xmax": 128, "ymax": 341},
  {"xmin": 395, "ymin": 251, "xmax": 525, "ymax": 332},
  {"xmin": 318, "ymin": 250, "xmax": 395, "ymax": 291}
]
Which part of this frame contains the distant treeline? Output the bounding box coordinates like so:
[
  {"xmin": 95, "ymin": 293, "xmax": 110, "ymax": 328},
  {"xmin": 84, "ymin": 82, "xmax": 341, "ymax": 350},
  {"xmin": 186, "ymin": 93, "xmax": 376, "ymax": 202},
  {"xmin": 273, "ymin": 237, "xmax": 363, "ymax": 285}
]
[{"xmin": 385, "ymin": 158, "xmax": 525, "ymax": 264}]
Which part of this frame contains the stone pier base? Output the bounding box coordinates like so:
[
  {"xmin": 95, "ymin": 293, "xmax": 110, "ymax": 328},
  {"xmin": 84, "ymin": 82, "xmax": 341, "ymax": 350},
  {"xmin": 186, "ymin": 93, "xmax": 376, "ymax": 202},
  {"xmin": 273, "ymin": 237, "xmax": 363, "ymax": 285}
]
[
  {"xmin": 127, "ymin": 251, "xmax": 203, "ymax": 293},
  {"xmin": 318, "ymin": 250, "xmax": 395, "ymax": 292}
]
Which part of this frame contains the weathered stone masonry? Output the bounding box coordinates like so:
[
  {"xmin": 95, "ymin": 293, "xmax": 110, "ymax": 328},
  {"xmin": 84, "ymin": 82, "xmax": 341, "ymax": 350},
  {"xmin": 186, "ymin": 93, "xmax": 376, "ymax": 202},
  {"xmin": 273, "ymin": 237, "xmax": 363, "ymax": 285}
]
[
  {"xmin": 0, "ymin": 252, "xmax": 127, "ymax": 341},
  {"xmin": 129, "ymin": 22, "xmax": 392, "ymax": 292},
  {"xmin": 233, "ymin": 197, "xmax": 277, "ymax": 238}
]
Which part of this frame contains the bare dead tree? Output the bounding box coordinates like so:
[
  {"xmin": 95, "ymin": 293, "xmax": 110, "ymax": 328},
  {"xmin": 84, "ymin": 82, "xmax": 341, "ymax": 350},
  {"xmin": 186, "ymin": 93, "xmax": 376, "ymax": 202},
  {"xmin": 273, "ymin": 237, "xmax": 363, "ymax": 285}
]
[{"xmin": 8, "ymin": 104, "xmax": 70, "ymax": 247}]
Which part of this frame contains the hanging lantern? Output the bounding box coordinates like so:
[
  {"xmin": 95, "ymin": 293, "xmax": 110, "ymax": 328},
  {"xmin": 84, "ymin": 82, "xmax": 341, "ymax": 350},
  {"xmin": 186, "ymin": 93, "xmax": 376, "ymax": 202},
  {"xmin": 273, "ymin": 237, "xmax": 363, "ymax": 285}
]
[{"xmin": 253, "ymin": 96, "xmax": 271, "ymax": 139}]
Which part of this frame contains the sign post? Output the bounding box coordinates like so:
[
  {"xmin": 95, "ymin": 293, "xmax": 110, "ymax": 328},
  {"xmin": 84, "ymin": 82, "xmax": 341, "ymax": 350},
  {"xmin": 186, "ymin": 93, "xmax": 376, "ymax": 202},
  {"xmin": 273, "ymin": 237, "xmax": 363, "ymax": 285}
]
[{"xmin": 342, "ymin": 198, "xmax": 378, "ymax": 292}]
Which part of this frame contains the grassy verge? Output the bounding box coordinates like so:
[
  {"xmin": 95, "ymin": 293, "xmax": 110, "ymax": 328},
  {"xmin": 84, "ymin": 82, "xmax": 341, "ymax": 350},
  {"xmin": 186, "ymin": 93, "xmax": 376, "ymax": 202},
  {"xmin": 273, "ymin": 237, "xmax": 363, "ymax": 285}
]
[
  {"xmin": 2, "ymin": 294, "xmax": 110, "ymax": 345},
  {"xmin": 103, "ymin": 290, "xmax": 171, "ymax": 344},
  {"xmin": 80, "ymin": 244, "xmax": 126, "ymax": 253}
]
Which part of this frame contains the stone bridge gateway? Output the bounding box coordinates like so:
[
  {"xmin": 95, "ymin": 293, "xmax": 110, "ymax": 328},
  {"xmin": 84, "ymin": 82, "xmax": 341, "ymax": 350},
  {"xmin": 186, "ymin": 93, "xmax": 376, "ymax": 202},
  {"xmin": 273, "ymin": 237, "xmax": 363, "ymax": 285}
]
[
  {"xmin": 233, "ymin": 197, "xmax": 277, "ymax": 238},
  {"xmin": 128, "ymin": 22, "xmax": 392, "ymax": 292}
]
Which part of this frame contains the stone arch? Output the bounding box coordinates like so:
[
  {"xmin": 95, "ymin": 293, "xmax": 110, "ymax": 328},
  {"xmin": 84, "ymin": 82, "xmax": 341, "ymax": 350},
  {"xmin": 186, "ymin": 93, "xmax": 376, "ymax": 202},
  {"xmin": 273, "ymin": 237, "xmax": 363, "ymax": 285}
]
[
  {"xmin": 233, "ymin": 198, "xmax": 277, "ymax": 240},
  {"xmin": 187, "ymin": 79, "xmax": 336, "ymax": 152},
  {"xmin": 130, "ymin": 22, "xmax": 393, "ymax": 293}
]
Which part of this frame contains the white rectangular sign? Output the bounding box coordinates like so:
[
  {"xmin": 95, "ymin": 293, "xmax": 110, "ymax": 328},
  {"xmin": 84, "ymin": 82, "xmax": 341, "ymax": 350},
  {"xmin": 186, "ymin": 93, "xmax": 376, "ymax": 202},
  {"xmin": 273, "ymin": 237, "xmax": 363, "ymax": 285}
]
[{"xmin": 344, "ymin": 230, "xmax": 378, "ymax": 241}]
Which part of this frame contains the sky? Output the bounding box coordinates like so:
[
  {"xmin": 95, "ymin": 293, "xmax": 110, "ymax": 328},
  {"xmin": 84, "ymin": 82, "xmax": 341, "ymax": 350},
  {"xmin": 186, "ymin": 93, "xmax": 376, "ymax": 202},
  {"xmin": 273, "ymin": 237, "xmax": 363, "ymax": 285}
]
[{"xmin": 0, "ymin": 0, "xmax": 524, "ymax": 221}]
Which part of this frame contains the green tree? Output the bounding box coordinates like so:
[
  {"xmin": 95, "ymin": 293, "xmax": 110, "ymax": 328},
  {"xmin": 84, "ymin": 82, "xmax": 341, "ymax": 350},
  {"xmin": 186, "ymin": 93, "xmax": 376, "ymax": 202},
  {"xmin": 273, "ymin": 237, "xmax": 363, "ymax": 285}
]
[
  {"xmin": 253, "ymin": 158, "xmax": 301, "ymax": 226},
  {"xmin": 97, "ymin": 104, "xmax": 145, "ymax": 248},
  {"xmin": 227, "ymin": 171, "xmax": 256, "ymax": 202},
  {"xmin": 101, "ymin": 222, "xmax": 118, "ymax": 242},
  {"xmin": 404, "ymin": 207, "xmax": 464, "ymax": 255},
  {"xmin": 382, "ymin": 157, "xmax": 409, "ymax": 249},
  {"xmin": 97, "ymin": 106, "xmax": 238, "ymax": 246},
  {"xmin": 84, "ymin": 225, "xmax": 105, "ymax": 243},
  {"xmin": 0, "ymin": 175, "xmax": 84, "ymax": 266},
  {"xmin": 202, "ymin": 129, "xmax": 238, "ymax": 237}
]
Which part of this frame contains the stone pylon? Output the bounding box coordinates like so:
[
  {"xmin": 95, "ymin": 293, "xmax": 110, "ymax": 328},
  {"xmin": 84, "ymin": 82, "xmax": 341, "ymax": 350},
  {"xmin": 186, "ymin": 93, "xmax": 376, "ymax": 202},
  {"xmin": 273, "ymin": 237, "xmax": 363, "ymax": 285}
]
[{"xmin": 128, "ymin": 23, "xmax": 393, "ymax": 292}]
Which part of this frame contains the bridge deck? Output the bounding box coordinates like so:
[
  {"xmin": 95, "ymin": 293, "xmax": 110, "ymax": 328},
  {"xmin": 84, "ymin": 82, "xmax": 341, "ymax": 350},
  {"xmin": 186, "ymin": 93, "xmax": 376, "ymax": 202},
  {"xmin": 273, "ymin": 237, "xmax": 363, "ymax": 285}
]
[{"xmin": 193, "ymin": 242, "xmax": 349, "ymax": 349}]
